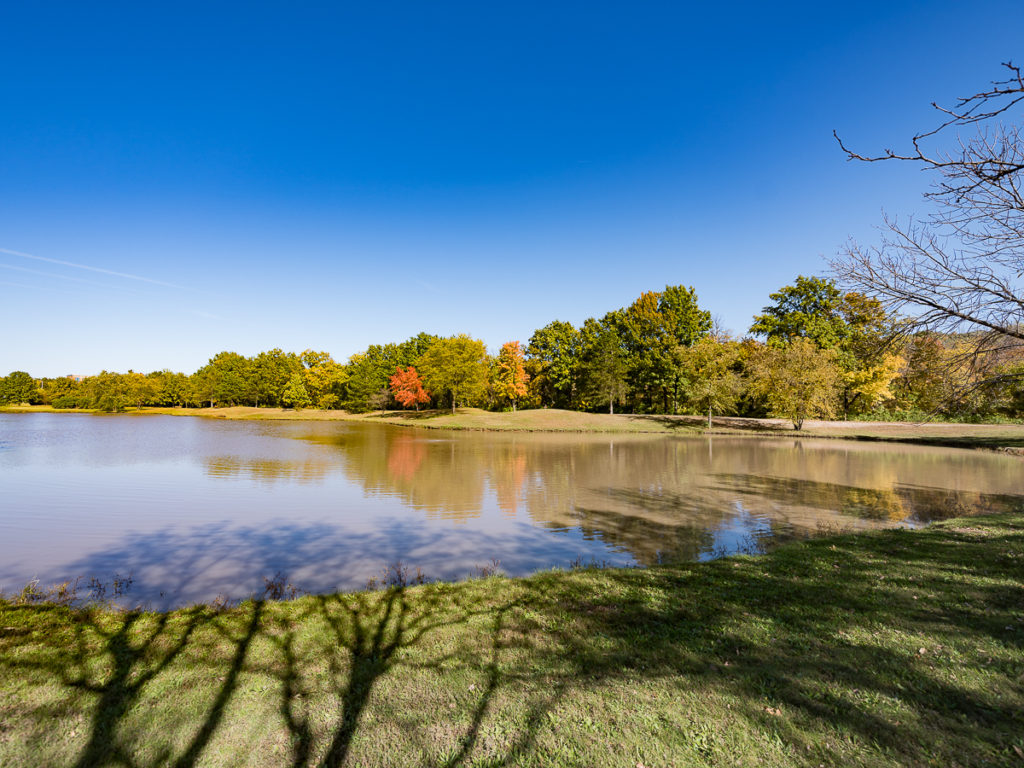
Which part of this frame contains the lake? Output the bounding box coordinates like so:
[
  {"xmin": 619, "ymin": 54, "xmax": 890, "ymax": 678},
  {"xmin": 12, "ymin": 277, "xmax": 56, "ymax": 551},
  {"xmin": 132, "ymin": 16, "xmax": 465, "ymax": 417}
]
[{"xmin": 1, "ymin": 413, "xmax": 1020, "ymax": 608}]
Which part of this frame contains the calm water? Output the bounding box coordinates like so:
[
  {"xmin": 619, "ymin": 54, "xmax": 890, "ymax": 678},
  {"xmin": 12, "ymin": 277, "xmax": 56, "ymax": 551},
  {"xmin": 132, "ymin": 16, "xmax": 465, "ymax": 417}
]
[{"xmin": 1, "ymin": 413, "xmax": 1021, "ymax": 608}]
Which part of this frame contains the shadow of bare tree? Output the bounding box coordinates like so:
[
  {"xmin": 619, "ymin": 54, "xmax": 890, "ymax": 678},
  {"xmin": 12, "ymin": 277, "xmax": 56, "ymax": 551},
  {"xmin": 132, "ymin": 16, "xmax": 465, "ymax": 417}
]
[{"xmin": 1, "ymin": 513, "xmax": 1022, "ymax": 766}]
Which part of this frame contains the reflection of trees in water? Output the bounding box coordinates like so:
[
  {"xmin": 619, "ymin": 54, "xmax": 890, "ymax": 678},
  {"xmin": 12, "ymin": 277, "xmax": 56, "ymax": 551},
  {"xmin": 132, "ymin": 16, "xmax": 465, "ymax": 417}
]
[
  {"xmin": 329, "ymin": 427, "xmax": 1024, "ymax": 565},
  {"xmin": 334, "ymin": 428, "xmax": 487, "ymax": 518},
  {"xmin": 712, "ymin": 474, "xmax": 1023, "ymax": 523},
  {"xmin": 385, "ymin": 433, "xmax": 426, "ymax": 482},
  {"xmin": 491, "ymin": 451, "xmax": 528, "ymax": 518},
  {"xmin": 203, "ymin": 455, "xmax": 338, "ymax": 484}
]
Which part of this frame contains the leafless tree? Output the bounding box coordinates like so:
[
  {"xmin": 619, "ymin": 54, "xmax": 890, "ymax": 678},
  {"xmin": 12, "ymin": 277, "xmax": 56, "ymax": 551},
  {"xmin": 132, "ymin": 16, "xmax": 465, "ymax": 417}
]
[{"xmin": 831, "ymin": 63, "xmax": 1024, "ymax": 387}]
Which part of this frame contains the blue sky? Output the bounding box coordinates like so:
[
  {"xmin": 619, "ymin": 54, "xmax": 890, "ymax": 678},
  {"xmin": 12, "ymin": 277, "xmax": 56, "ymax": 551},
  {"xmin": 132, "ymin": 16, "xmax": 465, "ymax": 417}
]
[{"xmin": 2, "ymin": 1, "xmax": 1022, "ymax": 377}]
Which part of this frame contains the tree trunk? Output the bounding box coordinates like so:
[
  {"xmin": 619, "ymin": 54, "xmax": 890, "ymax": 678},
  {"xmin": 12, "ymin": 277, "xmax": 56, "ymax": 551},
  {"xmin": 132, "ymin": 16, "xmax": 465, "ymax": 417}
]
[
  {"xmin": 708, "ymin": 405, "xmax": 712, "ymax": 429},
  {"xmin": 609, "ymin": 396, "xmax": 614, "ymax": 415}
]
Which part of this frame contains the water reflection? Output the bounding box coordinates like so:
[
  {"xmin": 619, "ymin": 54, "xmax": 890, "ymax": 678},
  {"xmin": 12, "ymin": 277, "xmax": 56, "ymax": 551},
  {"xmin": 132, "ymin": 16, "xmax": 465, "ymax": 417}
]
[
  {"xmin": 1, "ymin": 414, "xmax": 1021, "ymax": 608},
  {"xmin": 324, "ymin": 425, "xmax": 1022, "ymax": 527},
  {"xmin": 204, "ymin": 455, "xmax": 338, "ymax": 484}
]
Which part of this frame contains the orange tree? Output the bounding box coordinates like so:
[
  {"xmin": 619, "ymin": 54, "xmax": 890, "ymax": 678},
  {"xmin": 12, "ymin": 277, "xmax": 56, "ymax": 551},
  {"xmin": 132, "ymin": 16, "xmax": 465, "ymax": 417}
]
[
  {"xmin": 493, "ymin": 341, "xmax": 529, "ymax": 411},
  {"xmin": 389, "ymin": 366, "xmax": 430, "ymax": 410}
]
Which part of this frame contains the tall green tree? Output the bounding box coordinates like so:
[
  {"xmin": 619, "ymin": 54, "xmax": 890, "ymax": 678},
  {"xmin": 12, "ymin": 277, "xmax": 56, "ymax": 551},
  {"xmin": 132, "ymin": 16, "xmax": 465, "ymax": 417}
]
[
  {"xmin": 148, "ymin": 370, "xmax": 191, "ymax": 407},
  {"xmin": 581, "ymin": 324, "xmax": 628, "ymax": 414},
  {"xmin": 344, "ymin": 351, "xmax": 391, "ymax": 413},
  {"xmin": 526, "ymin": 321, "xmax": 582, "ymax": 408},
  {"xmin": 616, "ymin": 285, "xmax": 712, "ymax": 413},
  {"xmin": 252, "ymin": 349, "xmax": 301, "ymax": 407}
]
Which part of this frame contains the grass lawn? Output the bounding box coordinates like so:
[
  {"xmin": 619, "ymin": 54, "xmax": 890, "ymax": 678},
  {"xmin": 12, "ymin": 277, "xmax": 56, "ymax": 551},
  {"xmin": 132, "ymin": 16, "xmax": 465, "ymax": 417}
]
[{"xmin": 2, "ymin": 512, "xmax": 1022, "ymax": 767}]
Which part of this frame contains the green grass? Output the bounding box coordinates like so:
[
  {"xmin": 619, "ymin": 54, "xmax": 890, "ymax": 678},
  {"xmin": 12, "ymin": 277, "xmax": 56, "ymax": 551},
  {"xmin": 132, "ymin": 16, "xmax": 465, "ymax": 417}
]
[{"xmin": 2, "ymin": 513, "xmax": 1022, "ymax": 767}]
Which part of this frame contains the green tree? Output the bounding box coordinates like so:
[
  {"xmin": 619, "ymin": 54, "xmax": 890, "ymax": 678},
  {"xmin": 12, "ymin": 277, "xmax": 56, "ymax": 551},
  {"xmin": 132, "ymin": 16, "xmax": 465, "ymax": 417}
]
[
  {"xmin": 126, "ymin": 371, "xmax": 159, "ymax": 410},
  {"xmin": 281, "ymin": 373, "xmax": 311, "ymax": 409},
  {"xmin": 252, "ymin": 349, "xmax": 301, "ymax": 407},
  {"xmin": 750, "ymin": 276, "xmax": 850, "ymax": 351},
  {"xmin": 344, "ymin": 352, "xmax": 389, "ymax": 413},
  {"xmin": 681, "ymin": 338, "xmax": 743, "ymax": 427},
  {"xmin": 526, "ymin": 321, "xmax": 582, "ymax": 408},
  {"xmin": 83, "ymin": 371, "xmax": 133, "ymax": 412},
  {"xmin": 418, "ymin": 335, "xmax": 489, "ymax": 413},
  {"xmin": 0, "ymin": 371, "xmax": 39, "ymax": 405},
  {"xmin": 145, "ymin": 370, "xmax": 191, "ymax": 407},
  {"xmin": 37, "ymin": 376, "xmax": 80, "ymax": 406},
  {"xmin": 751, "ymin": 276, "xmax": 898, "ymax": 415},
  {"xmin": 615, "ymin": 285, "xmax": 712, "ymax": 413},
  {"xmin": 580, "ymin": 323, "xmax": 628, "ymax": 414},
  {"xmin": 192, "ymin": 352, "xmax": 254, "ymax": 407},
  {"xmin": 748, "ymin": 338, "xmax": 842, "ymax": 430}
]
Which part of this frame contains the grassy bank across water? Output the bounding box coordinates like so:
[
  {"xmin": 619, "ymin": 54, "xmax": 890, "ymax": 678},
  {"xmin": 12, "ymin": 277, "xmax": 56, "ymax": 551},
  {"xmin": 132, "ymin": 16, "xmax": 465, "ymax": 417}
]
[
  {"xmin": 6, "ymin": 404, "xmax": 1024, "ymax": 451},
  {"xmin": 2, "ymin": 512, "xmax": 1022, "ymax": 767}
]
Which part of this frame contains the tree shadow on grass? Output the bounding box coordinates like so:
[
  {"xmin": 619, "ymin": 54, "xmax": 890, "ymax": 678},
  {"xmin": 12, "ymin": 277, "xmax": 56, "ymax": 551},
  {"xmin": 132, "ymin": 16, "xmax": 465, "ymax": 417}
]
[
  {"xmin": 521, "ymin": 516, "xmax": 1024, "ymax": 764},
  {"xmin": 366, "ymin": 410, "xmax": 446, "ymax": 422},
  {"xmin": 1, "ymin": 515, "xmax": 1022, "ymax": 766}
]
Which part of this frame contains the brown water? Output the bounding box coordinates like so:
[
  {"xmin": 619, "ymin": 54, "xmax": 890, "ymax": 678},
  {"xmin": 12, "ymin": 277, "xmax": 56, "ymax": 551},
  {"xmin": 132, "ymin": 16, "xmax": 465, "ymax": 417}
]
[{"xmin": 0, "ymin": 413, "xmax": 1020, "ymax": 608}]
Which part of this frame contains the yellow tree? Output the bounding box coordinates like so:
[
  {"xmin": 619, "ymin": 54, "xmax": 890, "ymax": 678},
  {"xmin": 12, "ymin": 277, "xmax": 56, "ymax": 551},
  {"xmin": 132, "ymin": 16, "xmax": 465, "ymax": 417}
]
[
  {"xmin": 494, "ymin": 341, "xmax": 529, "ymax": 411},
  {"xmin": 748, "ymin": 338, "xmax": 842, "ymax": 430},
  {"xmin": 300, "ymin": 350, "xmax": 346, "ymax": 409},
  {"xmin": 842, "ymin": 352, "xmax": 904, "ymax": 414}
]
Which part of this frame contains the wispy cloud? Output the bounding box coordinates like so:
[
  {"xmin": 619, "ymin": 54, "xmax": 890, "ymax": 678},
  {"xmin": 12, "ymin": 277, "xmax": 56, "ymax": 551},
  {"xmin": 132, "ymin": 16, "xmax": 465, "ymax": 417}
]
[
  {"xmin": 0, "ymin": 262, "xmax": 140, "ymax": 293},
  {"xmin": 0, "ymin": 279, "xmax": 79, "ymax": 296},
  {"xmin": 0, "ymin": 247, "xmax": 184, "ymax": 289}
]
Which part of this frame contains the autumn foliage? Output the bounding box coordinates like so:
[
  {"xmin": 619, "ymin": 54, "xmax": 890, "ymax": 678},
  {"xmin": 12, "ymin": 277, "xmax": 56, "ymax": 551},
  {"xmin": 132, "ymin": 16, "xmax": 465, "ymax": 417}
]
[
  {"xmin": 494, "ymin": 341, "xmax": 530, "ymax": 411},
  {"xmin": 389, "ymin": 366, "xmax": 430, "ymax": 410}
]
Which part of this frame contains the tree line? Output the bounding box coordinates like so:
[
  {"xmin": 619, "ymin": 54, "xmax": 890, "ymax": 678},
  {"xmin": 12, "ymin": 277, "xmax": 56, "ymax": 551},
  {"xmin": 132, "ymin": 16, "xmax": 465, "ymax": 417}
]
[
  {"xmin": 5, "ymin": 66, "xmax": 1023, "ymax": 427},
  {"xmin": 3, "ymin": 275, "xmax": 1023, "ymax": 427}
]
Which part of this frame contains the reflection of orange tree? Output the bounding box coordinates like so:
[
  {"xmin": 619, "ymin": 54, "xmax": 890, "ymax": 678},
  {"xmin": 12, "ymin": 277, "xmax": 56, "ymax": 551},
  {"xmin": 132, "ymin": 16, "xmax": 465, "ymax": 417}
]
[
  {"xmin": 336, "ymin": 427, "xmax": 486, "ymax": 518},
  {"xmin": 385, "ymin": 432, "xmax": 426, "ymax": 483},
  {"xmin": 490, "ymin": 448, "xmax": 528, "ymax": 518}
]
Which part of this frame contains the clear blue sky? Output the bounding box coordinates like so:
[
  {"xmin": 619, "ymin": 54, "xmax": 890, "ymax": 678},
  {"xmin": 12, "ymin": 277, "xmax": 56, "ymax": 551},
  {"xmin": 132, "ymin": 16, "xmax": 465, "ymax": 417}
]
[{"xmin": 2, "ymin": 1, "xmax": 1022, "ymax": 377}]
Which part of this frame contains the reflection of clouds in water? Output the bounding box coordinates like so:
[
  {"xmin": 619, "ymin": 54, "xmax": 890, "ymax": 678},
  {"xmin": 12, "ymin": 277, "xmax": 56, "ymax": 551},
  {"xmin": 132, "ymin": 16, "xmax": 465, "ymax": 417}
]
[
  {"xmin": 48, "ymin": 518, "xmax": 638, "ymax": 610},
  {"xmin": 698, "ymin": 504, "xmax": 778, "ymax": 562}
]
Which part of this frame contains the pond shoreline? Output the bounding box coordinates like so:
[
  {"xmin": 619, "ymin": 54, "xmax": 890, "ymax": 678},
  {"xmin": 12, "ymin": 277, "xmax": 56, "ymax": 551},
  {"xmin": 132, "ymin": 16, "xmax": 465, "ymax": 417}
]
[
  {"xmin": 2, "ymin": 510, "xmax": 1021, "ymax": 766},
  {"xmin": 4, "ymin": 403, "xmax": 1024, "ymax": 454}
]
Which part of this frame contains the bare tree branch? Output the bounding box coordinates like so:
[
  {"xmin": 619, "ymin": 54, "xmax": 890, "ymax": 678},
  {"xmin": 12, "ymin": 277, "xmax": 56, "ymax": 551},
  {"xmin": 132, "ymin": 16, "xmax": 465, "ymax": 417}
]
[{"xmin": 830, "ymin": 62, "xmax": 1024, "ymax": 386}]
